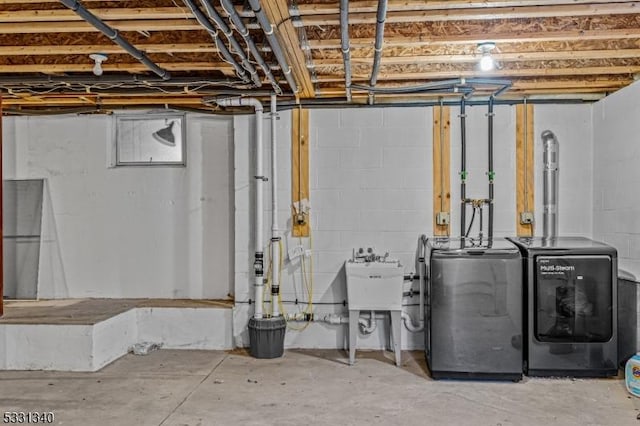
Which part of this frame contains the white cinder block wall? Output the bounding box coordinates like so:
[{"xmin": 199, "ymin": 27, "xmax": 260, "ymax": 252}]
[
  {"xmin": 233, "ymin": 104, "xmax": 594, "ymax": 350},
  {"xmin": 593, "ymin": 81, "xmax": 640, "ymax": 278},
  {"xmin": 2, "ymin": 114, "xmax": 234, "ymax": 299}
]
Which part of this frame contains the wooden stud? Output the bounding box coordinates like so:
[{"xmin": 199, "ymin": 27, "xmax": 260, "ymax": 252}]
[
  {"xmin": 291, "ymin": 108, "xmax": 310, "ymax": 237},
  {"xmin": 0, "ymin": 94, "xmax": 3, "ymax": 317},
  {"xmin": 433, "ymin": 106, "xmax": 451, "ymax": 236},
  {"xmin": 516, "ymin": 103, "xmax": 535, "ymax": 237}
]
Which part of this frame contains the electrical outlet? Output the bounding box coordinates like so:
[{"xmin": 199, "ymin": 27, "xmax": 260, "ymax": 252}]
[
  {"xmin": 288, "ymin": 245, "xmax": 304, "ymax": 260},
  {"xmin": 436, "ymin": 212, "xmax": 450, "ymax": 225},
  {"xmin": 520, "ymin": 212, "xmax": 534, "ymax": 225}
]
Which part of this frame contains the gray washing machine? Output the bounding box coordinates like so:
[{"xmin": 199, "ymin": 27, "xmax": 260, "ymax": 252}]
[
  {"xmin": 426, "ymin": 238, "xmax": 523, "ymax": 380},
  {"xmin": 508, "ymin": 237, "xmax": 618, "ymax": 377}
]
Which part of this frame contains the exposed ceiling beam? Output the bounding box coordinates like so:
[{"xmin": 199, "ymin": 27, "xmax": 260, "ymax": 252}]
[
  {"xmin": 0, "ymin": 7, "xmax": 189, "ymax": 22},
  {"xmin": 0, "ymin": 62, "xmax": 236, "ymax": 73},
  {"xmin": 294, "ymin": 0, "xmax": 640, "ymax": 15},
  {"xmin": 0, "ymin": 19, "xmax": 202, "ymax": 34},
  {"xmin": 0, "ymin": 43, "xmax": 218, "ymax": 56},
  {"xmin": 308, "ymin": 28, "xmax": 640, "ymax": 49},
  {"xmin": 301, "ymin": 3, "xmax": 640, "ymax": 26},
  {"xmin": 316, "ymin": 66, "xmax": 640, "ymax": 82},
  {"xmin": 313, "ymin": 49, "xmax": 640, "ymax": 67},
  {"xmin": 261, "ymin": 0, "xmax": 315, "ymax": 97}
]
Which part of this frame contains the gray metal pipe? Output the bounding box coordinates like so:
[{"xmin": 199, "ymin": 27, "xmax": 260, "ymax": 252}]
[
  {"xmin": 488, "ymin": 96, "xmax": 495, "ymax": 239},
  {"xmin": 182, "ymin": 0, "xmax": 250, "ymax": 83},
  {"xmin": 460, "ymin": 98, "xmax": 467, "ymax": 238},
  {"xmin": 220, "ymin": 0, "xmax": 281, "ymax": 94},
  {"xmin": 59, "ymin": 0, "xmax": 170, "ymax": 80},
  {"xmin": 198, "ymin": 0, "xmax": 261, "ymax": 87},
  {"xmin": 340, "ymin": 0, "xmax": 352, "ymax": 101},
  {"xmin": 369, "ymin": 0, "xmax": 388, "ymax": 87},
  {"xmin": 542, "ymin": 130, "xmax": 559, "ymax": 239},
  {"xmin": 247, "ymin": 0, "xmax": 299, "ymax": 94}
]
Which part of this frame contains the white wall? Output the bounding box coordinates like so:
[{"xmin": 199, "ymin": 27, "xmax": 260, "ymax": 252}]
[
  {"xmin": 593, "ymin": 81, "xmax": 640, "ymax": 278},
  {"xmin": 233, "ymin": 103, "xmax": 593, "ymax": 349},
  {"xmin": 3, "ymin": 113, "xmax": 234, "ymax": 299}
]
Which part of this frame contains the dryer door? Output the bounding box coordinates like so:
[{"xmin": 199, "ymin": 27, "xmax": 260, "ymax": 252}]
[{"xmin": 534, "ymin": 255, "xmax": 613, "ymax": 343}]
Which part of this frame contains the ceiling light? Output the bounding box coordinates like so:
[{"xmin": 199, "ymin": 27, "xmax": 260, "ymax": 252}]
[
  {"xmin": 477, "ymin": 42, "xmax": 496, "ymax": 72},
  {"xmin": 89, "ymin": 53, "xmax": 108, "ymax": 76}
]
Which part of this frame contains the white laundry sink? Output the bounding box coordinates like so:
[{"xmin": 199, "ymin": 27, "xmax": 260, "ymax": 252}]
[{"xmin": 345, "ymin": 260, "xmax": 404, "ymax": 311}]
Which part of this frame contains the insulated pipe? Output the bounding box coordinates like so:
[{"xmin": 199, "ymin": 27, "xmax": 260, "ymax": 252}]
[
  {"xmin": 217, "ymin": 97, "xmax": 265, "ymax": 318},
  {"xmin": 270, "ymin": 94, "xmax": 281, "ymax": 317},
  {"xmin": 339, "ymin": 0, "xmax": 352, "ymax": 101},
  {"xmin": 487, "ymin": 96, "xmax": 495, "ymax": 239},
  {"xmin": 220, "ymin": 0, "xmax": 282, "ymax": 94},
  {"xmin": 542, "ymin": 130, "xmax": 559, "ymax": 239},
  {"xmin": 198, "ymin": 0, "xmax": 262, "ymax": 87},
  {"xmin": 247, "ymin": 0, "xmax": 299, "ymax": 94},
  {"xmin": 460, "ymin": 98, "xmax": 467, "ymax": 238},
  {"xmin": 59, "ymin": 0, "xmax": 170, "ymax": 80},
  {"xmin": 183, "ymin": 0, "xmax": 250, "ymax": 83},
  {"xmin": 369, "ymin": 0, "xmax": 388, "ymax": 86}
]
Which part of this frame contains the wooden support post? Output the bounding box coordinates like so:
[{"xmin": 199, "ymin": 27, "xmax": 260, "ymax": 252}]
[
  {"xmin": 516, "ymin": 103, "xmax": 535, "ymax": 237},
  {"xmin": 291, "ymin": 108, "xmax": 310, "ymax": 237},
  {"xmin": 433, "ymin": 106, "xmax": 451, "ymax": 236},
  {"xmin": 0, "ymin": 95, "xmax": 3, "ymax": 317}
]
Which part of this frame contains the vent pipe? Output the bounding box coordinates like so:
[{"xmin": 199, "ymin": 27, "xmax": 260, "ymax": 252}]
[
  {"xmin": 542, "ymin": 130, "xmax": 559, "ymax": 239},
  {"xmin": 216, "ymin": 97, "xmax": 265, "ymax": 318},
  {"xmin": 59, "ymin": 0, "xmax": 170, "ymax": 80}
]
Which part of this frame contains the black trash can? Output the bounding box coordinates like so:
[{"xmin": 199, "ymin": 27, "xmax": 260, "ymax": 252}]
[
  {"xmin": 248, "ymin": 317, "xmax": 286, "ymax": 359},
  {"xmin": 618, "ymin": 271, "xmax": 639, "ymax": 366}
]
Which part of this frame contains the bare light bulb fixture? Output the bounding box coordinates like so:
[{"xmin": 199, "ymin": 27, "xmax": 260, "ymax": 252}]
[
  {"xmin": 477, "ymin": 42, "xmax": 496, "ymax": 72},
  {"xmin": 89, "ymin": 53, "xmax": 108, "ymax": 76}
]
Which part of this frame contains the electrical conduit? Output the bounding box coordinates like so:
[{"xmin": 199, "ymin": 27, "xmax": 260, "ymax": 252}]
[
  {"xmin": 220, "ymin": 0, "xmax": 282, "ymax": 94},
  {"xmin": 369, "ymin": 0, "xmax": 388, "ymax": 87},
  {"xmin": 217, "ymin": 97, "xmax": 265, "ymax": 318},
  {"xmin": 59, "ymin": 0, "xmax": 170, "ymax": 80},
  {"xmin": 198, "ymin": 0, "xmax": 262, "ymax": 87},
  {"xmin": 339, "ymin": 0, "xmax": 352, "ymax": 101},
  {"xmin": 247, "ymin": 0, "xmax": 299, "ymax": 94}
]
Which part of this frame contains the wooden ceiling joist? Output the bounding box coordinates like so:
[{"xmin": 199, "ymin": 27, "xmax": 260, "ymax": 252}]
[
  {"xmin": 316, "ymin": 66, "xmax": 640, "ymax": 82},
  {"xmin": 300, "ymin": 2, "xmax": 640, "ymax": 26},
  {"xmin": 294, "ymin": 0, "xmax": 640, "ymax": 15},
  {"xmin": 308, "ymin": 28, "xmax": 640, "ymax": 50},
  {"xmin": 0, "ymin": 19, "xmax": 202, "ymax": 34},
  {"xmin": 0, "ymin": 7, "xmax": 189, "ymax": 22},
  {"xmin": 0, "ymin": 62, "xmax": 235, "ymax": 73},
  {"xmin": 0, "ymin": 43, "xmax": 217, "ymax": 56},
  {"xmin": 313, "ymin": 49, "xmax": 640, "ymax": 68}
]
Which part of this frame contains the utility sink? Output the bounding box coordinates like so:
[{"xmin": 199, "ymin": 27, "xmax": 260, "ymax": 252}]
[{"xmin": 345, "ymin": 257, "xmax": 404, "ymax": 311}]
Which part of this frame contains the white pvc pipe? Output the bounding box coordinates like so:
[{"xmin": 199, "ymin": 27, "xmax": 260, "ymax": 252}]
[
  {"xmin": 217, "ymin": 97, "xmax": 265, "ymax": 318},
  {"xmin": 270, "ymin": 94, "xmax": 281, "ymax": 317},
  {"xmin": 542, "ymin": 130, "xmax": 559, "ymax": 239}
]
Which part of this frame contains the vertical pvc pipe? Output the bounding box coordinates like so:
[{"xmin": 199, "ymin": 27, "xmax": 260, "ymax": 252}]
[
  {"xmin": 488, "ymin": 96, "xmax": 495, "ymax": 239},
  {"xmin": 460, "ymin": 98, "xmax": 467, "ymax": 238},
  {"xmin": 542, "ymin": 130, "xmax": 559, "ymax": 239},
  {"xmin": 270, "ymin": 94, "xmax": 281, "ymax": 317},
  {"xmin": 216, "ymin": 97, "xmax": 264, "ymax": 318}
]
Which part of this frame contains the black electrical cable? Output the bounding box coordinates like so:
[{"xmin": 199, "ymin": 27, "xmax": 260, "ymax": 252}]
[{"xmin": 465, "ymin": 206, "xmax": 477, "ymax": 238}]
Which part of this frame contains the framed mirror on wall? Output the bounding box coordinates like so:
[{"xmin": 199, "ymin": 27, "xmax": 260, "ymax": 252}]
[{"xmin": 113, "ymin": 113, "xmax": 186, "ymax": 166}]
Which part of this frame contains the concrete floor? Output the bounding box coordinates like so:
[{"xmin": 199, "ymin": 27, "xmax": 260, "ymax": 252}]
[{"xmin": 0, "ymin": 349, "xmax": 638, "ymax": 426}]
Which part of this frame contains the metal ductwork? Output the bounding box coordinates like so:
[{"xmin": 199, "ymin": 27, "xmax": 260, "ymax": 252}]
[
  {"xmin": 182, "ymin": 0, "xmax": 251, "ymax": 84},
  {"xmin": 59, "ymin": 0, "xmax": 170, "ymax": 80},
  {"xmin": 197, "ymin": 0, "xmax": 262, "ymax": 87},
  {"xmin": 542, "ymin": 130, "xmax": 559, "ymax": 239},
  {"xmin": 220, "ymin": 0, "xmax": 282, "ymax": 94},
  {"xmin": 247, "ymin": 0, "xmax": 298, "ymax": 94},
  {"xmin": 339, "ymin": 0, "xmax": 352, "ymax": 101},
  {"xmin": 369, "ymin": 0, "xmax": 388, "ymax": 87}
]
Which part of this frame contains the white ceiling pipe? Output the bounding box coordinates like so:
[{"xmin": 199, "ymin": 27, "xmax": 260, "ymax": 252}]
[
  {"xmin": 270, "ymin": 94, "xmax": 281, "ymax": 317},
  {"xmin": 217, "ymin": 97, "xmax": 265, "ymax": 318}
]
